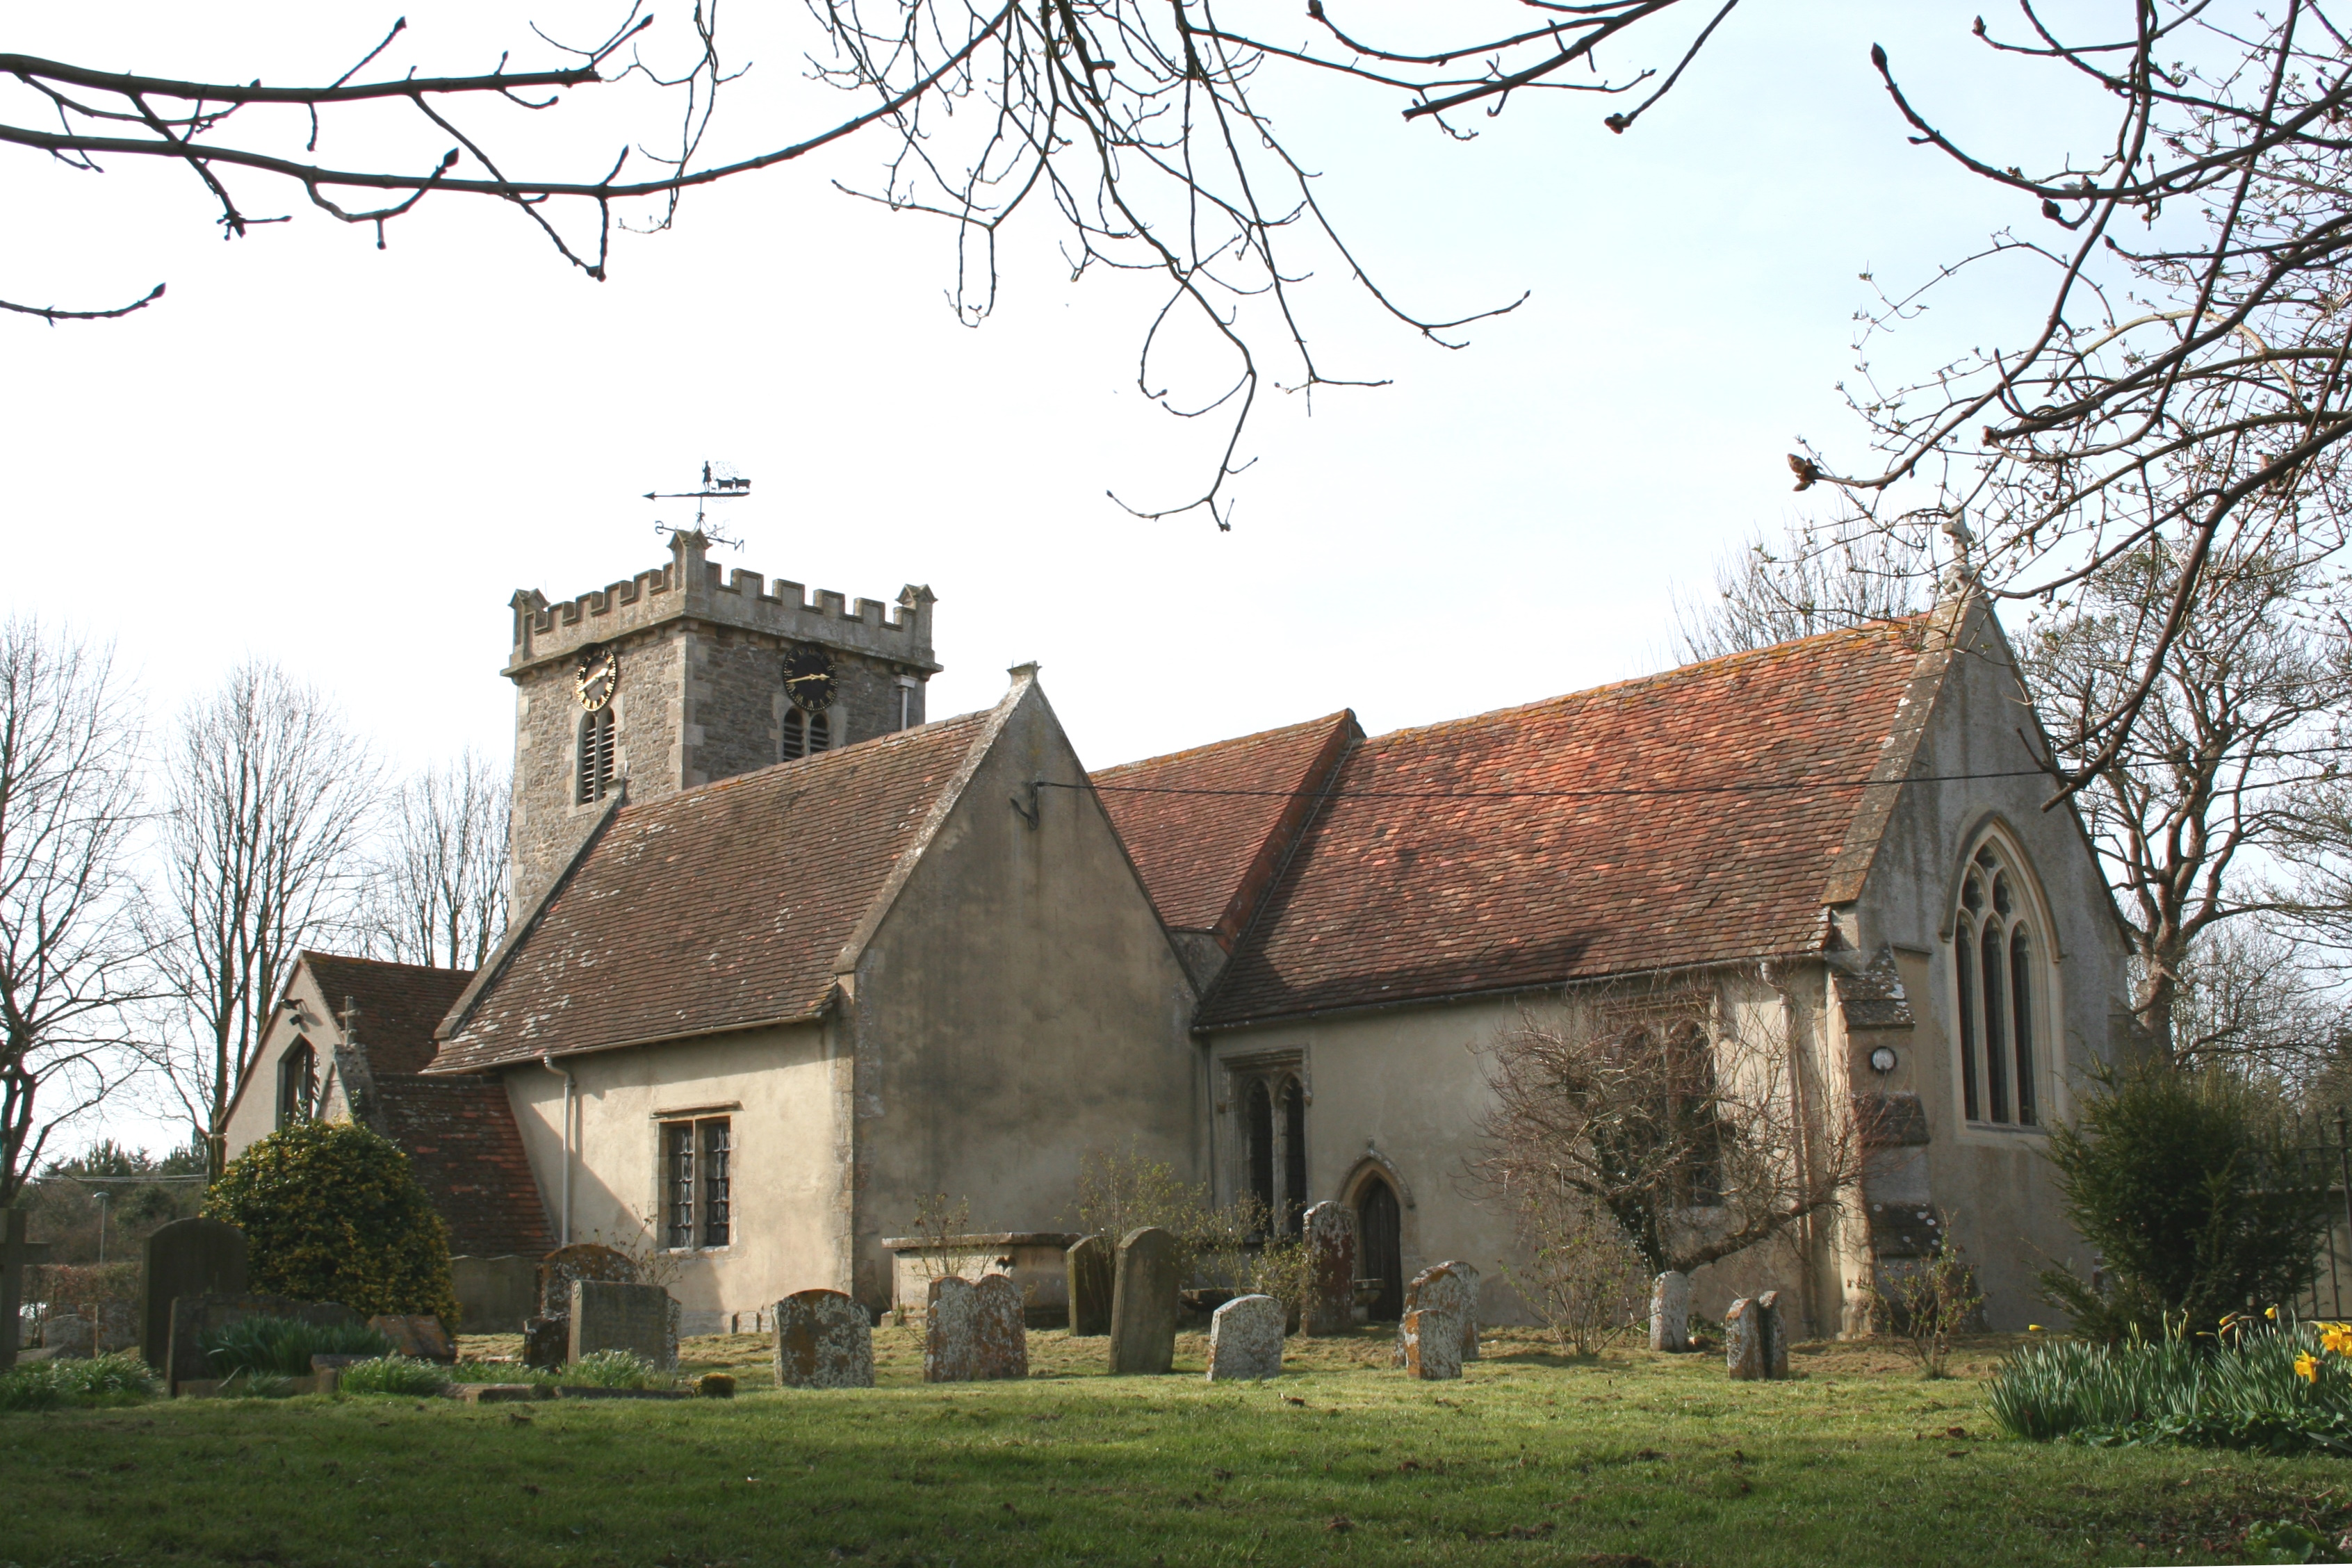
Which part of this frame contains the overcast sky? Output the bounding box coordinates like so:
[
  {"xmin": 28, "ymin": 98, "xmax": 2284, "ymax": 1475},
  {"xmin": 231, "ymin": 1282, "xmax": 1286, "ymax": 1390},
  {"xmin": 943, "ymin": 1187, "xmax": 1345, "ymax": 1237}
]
[{"xmin": 4, "ymin": 3, "xmax": 2108, "ymax": 1152}]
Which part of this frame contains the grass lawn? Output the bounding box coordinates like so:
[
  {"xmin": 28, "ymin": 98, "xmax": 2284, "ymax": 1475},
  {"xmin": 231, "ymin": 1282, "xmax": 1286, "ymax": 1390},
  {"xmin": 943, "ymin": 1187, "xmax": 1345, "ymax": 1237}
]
[{"xmin": 6, "ymin": 1323, "xmax": 2348, "ymax": 1567}]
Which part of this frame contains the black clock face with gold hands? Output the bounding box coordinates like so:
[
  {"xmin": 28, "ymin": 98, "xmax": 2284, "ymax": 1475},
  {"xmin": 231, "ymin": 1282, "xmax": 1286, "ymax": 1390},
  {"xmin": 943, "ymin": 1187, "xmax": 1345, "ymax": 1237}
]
[
  {"xmin": 784, "ymin": 645, "xmax": 838, "ymax": 714},
  {"xmin": 573, "ymin": 644, "xmax": 619, "ymax": 712}
]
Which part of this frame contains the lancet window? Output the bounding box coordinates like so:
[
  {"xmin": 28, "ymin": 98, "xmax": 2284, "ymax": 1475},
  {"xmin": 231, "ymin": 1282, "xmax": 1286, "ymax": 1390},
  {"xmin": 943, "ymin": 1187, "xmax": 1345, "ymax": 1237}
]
[
  {"xmin": 782, "ymin": 707, "xmax": 832, "ymax": 761},
  {"xmin": 1234, "ymin": 1061, "xmax": 1309, "ymax": 1239},
  {"xmin": 577, "ymin": 707, "xmax": 617, "ymax": 803},
  {"xmin": 276, "ymin": 1040, "xmax": 318, "ymax": 1129},
  {"xmin": 1953, "ymin": 838, "xmax": 2044, "ymax": 1128}
]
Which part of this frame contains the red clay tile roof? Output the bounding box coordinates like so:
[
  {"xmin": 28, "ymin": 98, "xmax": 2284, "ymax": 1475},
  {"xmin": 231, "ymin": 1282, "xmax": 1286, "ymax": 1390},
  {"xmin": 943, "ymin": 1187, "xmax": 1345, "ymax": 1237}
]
[
  {"xmin": 427, "ymin": 710, "xmax": 995, "ymax": 1072},
  {"xmin": 370, "ymin": 1077, "xmax": 554, "ymax": 1258},
  {"xmin": 300, "ymin": 954, "xmax": 476, "ymax": 1077},
  {"xmin": 1091, "ymin": 713, "xmax": 1359, "ymax": 941},
  {"xmin": 1198, "ymin": 619, "xmax": 1938, "ymax": 1027}
]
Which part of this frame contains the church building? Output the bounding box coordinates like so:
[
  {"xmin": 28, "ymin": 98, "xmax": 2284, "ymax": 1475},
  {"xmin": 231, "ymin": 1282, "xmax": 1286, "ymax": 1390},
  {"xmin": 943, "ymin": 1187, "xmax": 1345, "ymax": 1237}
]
[{"xmin": 233, "ymin": 530, "xmax": 2134, "ymax": 1339}]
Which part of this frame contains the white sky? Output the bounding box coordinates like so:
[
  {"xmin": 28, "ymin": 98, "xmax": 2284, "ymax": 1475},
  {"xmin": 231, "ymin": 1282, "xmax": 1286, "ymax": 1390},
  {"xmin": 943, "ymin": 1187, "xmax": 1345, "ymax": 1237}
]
[{"xmin": 3, "ymin": 2, "xmax": 2110, "ymax": 1154}]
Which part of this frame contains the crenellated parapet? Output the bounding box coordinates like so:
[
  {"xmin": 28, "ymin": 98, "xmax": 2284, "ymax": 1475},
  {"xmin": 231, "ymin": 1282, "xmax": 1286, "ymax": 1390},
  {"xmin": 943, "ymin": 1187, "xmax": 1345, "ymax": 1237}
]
[{"xmin": 506, "ymin": 530, "xmax": 940, "ymax": 677}]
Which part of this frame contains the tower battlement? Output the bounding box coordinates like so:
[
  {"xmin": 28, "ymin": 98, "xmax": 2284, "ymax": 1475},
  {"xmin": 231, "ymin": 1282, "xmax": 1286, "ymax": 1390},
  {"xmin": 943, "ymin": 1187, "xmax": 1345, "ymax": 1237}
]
[{"xmin": 506, "ymin": 530, "xmax": 939, "ymax": 676}]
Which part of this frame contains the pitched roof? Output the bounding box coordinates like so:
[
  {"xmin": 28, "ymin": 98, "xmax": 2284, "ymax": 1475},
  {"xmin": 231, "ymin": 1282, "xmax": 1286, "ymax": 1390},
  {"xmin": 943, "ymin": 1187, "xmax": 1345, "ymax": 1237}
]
[
  {"xmin": 300, "ymin": 954, "xmax": 477, "ymax": 1077},
  {"xmin": 1198, "ymin": 617, "xmax": 1941, "ymax": 1028},
  {"xmin": 427, "ymin": 708, "xmax": 997, "ymax": 1073},
  {"xmin": 370, "ymin": 1077, "xmax": 554, "ymax": 1257},
  {"xmin": 1091, "ymin": 712, "xmax": 1358, "ymax": 941}
]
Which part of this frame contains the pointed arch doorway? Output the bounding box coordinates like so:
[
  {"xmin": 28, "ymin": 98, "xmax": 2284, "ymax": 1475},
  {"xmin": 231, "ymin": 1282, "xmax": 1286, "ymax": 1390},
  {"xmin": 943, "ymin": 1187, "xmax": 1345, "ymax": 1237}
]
[{"xmin": 1355, "ymin": 1173, "xmax": 1403, "ymax": 1322}]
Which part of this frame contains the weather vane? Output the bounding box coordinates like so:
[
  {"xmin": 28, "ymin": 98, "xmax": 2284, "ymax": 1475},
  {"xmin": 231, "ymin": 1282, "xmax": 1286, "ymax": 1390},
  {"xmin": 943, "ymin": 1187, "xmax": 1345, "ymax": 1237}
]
[{"xmin": 646, "ymin": 459, "xmax": 751, "ymax": 549}]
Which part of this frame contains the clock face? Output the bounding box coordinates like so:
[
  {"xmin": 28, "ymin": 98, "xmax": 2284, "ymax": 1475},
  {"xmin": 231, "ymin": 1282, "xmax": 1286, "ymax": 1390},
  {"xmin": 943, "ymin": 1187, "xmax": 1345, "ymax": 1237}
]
[
  {"xmin": 573, "ymin": 644, "xmax": 619, "ymax": 712},
  {"xmin": 784, "ymin": 645, "xmax": 838, "ymax": 714}
]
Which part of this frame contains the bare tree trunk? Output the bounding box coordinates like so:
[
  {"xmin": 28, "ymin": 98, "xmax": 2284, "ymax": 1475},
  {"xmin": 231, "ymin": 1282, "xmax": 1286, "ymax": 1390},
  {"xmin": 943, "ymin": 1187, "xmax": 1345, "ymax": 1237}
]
[
  {"xmin": 359, "ymin": 750, "xmax": 509, "ymax": 971},
  {"xmin": 0, "ymin": 619, "xmax": 149, "ymax": 1207},
  {"xmin": 147, "ymin": 662, "xmax": 377, "ymax": 1175}
]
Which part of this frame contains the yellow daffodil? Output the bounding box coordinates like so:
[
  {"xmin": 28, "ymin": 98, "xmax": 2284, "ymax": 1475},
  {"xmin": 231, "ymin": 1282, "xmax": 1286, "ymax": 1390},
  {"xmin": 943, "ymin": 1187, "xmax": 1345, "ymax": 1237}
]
[
  {"xmin": 2297, "ymin": 1351, "xmax": 2320, "ymax": 1383},
  {"xmin": 2267, "ymin": 1305, "xmax": 2280, "ymax": 1321},
  {"xmin": 2323, "ymin": 1328, "xmax": 2352, "ymax": 1358},
  {"xmin": 2027, "ymin": 1325, "xmax": 2043, "ymax": 1332}
]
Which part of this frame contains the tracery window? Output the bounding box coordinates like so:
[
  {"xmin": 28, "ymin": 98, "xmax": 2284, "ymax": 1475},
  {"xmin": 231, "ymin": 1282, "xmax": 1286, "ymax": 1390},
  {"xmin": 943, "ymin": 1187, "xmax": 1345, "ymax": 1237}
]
[
  {"xmin": 1953, "ymin": 838, "xmax": 2043, "ymax": 1128},
  {"xmin": 275, "ymin": 1040, "xmax": 318, "ymax": 1129},
  {"xmin": 782, "ymin": 707, "xmax": 832, "ymax": 761},
  {"xmin": 577, "ymin": 707, "xmax": 617, "ymax": 803}
]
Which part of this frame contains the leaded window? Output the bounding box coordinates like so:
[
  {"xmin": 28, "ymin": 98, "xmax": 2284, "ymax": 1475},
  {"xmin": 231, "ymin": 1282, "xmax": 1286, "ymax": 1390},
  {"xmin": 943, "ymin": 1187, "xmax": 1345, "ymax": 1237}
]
[
  {"xmin": 662, "ymin": 1116, "xmax": 734, "ymax": 1249},
  {"xmin": 1954, "ymin": 840, "xmax": 2043, "ymax": 1127}
]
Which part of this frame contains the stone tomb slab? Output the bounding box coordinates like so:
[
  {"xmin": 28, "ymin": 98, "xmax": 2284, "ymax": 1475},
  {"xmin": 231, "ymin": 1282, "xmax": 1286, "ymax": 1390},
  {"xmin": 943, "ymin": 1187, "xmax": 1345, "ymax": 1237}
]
[
  {"xmin": 165, "ymin": 1294, "xmax": 361, "ymax": 1394},
  {"xmin": 776, "ymin": 1289, "xmax": 874, "ymax": 1389},
  {"xmin": 1206, "ymin": 1295, "xmax": 1284, "ymax": 1382},
  {"xmin": 1065, "ymin": 1234, "xmax": 1114, "ymax": 1337},
  {"xmin": 567, "ymin": 1280, "xmax": 679, "ymax": 1371},
  {"xmin": 1108, "ymin": 1227, "xmax": 1179, "ymax": 1375}
]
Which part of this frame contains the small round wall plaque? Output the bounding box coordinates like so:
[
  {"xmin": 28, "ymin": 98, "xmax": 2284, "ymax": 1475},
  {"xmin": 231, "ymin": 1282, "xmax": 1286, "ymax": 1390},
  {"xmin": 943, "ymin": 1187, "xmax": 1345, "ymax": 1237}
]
[{"xmin": 1868, "ymin": 1046, "xmax": 1898, "ymax": 1075}]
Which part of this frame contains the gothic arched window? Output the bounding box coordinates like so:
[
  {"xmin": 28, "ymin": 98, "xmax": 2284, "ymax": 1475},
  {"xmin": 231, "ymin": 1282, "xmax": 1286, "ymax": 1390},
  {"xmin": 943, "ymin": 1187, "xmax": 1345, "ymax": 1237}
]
[
  {"xmin": 1954, "ymin": 836, "xmax": 2045, "ymax": 1128},
  {"xmin": 277, "ymin": 1040, "xmax": 318, "ymax": 1129},
  {"xmin": 1231, "ymin": 1059, "xmax": 1307, "ymax": 1239},
  {"xmin": 783, "ymin": 708, "xmax": 833, "ymax": 761},
  {"xmin": 576, "ymin": 708, "xmax": 616, "ymax": 803}
]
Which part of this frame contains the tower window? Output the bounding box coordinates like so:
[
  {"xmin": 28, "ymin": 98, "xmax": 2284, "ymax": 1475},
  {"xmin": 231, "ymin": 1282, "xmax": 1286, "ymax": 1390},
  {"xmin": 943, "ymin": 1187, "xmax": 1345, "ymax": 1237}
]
[
  {"xmin": 783, "ymin": 707, "xmax": 832, "ymax": 761},
  {"xmin": 577, "ymin": 708, "xmax": 616, "ymax": 803}
]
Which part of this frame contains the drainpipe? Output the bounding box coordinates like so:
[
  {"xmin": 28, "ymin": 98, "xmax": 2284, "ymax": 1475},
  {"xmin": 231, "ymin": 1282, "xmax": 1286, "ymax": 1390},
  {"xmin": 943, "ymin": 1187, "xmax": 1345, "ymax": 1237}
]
[{"xmin": 539, "ymin": 1055, "xmax": 575, "ymax": 1246}]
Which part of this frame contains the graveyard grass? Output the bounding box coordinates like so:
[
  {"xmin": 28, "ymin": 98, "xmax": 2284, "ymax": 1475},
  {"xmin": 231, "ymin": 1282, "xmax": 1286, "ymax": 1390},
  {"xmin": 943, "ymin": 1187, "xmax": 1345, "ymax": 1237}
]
[{"xmin": 8, "ymin": 1325, "xmax": 2347, "ymax": 1567}]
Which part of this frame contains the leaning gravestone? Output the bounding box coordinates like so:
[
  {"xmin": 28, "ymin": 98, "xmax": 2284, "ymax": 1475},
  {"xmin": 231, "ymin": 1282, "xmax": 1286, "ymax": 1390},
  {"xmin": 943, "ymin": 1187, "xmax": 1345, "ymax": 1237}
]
[
  {"xmin": 167, "ymin": 1293, "xmax": 361, "ymax": 1393},
  {"xmin": 775, "ymin": 1289, "xmax": 874, "ymax": 1389},
  {"xmin": 1393, "ymin": 1262, "xmax": 1480, "ymax": 1366},
  {"xmin": 920, "ymin": 1274, "xmax": 1029, "ymax": 1382},
  {"xmin": 1301, "ymin": 1202, "xmax": 1357, "ymax": 1337},
  {"xmin": 368, "ymin": 1314, "xmax": 455, "ymax": 1363},
  {"xmin": 1065, "ymin": 1234, "xmax": 1115, "ymax": 1337},
  {"xmin": 1755, "ymin": 1289, "xmax": 1790, "ymax": 1378},
  {"xmin": 1724, "ymin": 1296, "xmax": 1777, "ymax": 1381},
  {"xmin": 1206, "ymin": 1294, "xmax": 1284, "ymax": 1382},
  {"xmin": 140, "ymin": 1217, "xmax": 247, "ymax": 1375},
  {"xmin": 1649, "ymin": 1271, "xmax": 1693, "ymax": 1353},
  {"xmin": 1400, "ymin": 1305, "xmax": 1462, "ymax": 1380},
  {"xmin": 1108, "ymin": 1227, "xmax": 1179, "ymax": 1375},
  {"xmin": 569, "ymin": 1280, "xmax": 679, "ymax": 1371}
]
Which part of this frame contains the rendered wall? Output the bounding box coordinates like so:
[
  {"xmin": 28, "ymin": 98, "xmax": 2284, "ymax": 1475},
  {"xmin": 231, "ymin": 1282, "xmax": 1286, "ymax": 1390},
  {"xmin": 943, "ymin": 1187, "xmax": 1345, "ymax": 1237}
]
[
  {"xmin": 840, "ymin": 678, "xmax": 1203, "ymax": 1314},
  {"xmin": 219, "ymin": 966, "xmax": 357, "ymax": 1163},
  {"xmin": 498, "ymin": 1020, "xmax": 847, "ymax": 1329}
]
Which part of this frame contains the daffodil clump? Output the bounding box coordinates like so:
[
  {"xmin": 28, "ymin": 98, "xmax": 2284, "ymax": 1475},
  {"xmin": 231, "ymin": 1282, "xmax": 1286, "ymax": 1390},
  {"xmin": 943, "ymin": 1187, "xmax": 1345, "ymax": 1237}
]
[{"xmin": 1989, "ymin": 1307, "xmax": 2352, "ymax": 1455}]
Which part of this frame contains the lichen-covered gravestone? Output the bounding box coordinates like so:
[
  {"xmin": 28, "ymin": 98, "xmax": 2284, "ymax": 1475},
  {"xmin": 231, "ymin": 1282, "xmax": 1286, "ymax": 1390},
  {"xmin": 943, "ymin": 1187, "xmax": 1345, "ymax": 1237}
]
[
  {"xmin": 1724, "ymin": 1296, "xmax": 1782, "ymax": 1381},
  {"xmin": 1206, "ymin": 1295, "xmax": 1284, "ymax": 1382},
  {"xmin": 972, "ymin": 1274, "xmax": 1029, "ymax": 1380},
  {"xmin": 1301, "ymin": 1202, "xmax": 1357, "ymax": 1337},
  {"xmin": 1755, "ymin": 1289, "xmax": 1790, "ymax": 1378},
  {"xmin": 1400, "ymin": 1305, "xmax": 1462, "ymax": 1380},
  {"xmin": 1107, "ymin": 1226, "xmax": 1179, "ymax": 1375},
  {"xmin": 140, "ymin": 1217, "xmax": 247, "ymax": 1375},
  {"xmin": 1649, "ymin": 1271, "xmax": 1692, "ymax": 1353},
  {"xmin": 1391, "ymin": 1262, "xmax": 1480, "ymax": 1366},
  {"xmin": 775, "ymin": 1289, "xmax": 874, "ymax": 1389},
  {"xmin": 568, "ymin": 1280, "xmax": 679, "ymax": 1371},
  {"xmin": 1064, "ymin": 1234, "xmax": 1114, "ymax": 1337}
]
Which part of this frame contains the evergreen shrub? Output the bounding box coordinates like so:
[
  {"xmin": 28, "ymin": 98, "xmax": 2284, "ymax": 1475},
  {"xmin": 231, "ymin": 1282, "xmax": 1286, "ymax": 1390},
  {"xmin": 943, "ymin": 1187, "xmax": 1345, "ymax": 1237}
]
[
  {"xmin": 204, "ymin": 1120, "xmax": 458, "ymax": 1324},
  {"xmin": 2039, "ymin": 1062, "xmax": 2332, "ymax": 1341}
]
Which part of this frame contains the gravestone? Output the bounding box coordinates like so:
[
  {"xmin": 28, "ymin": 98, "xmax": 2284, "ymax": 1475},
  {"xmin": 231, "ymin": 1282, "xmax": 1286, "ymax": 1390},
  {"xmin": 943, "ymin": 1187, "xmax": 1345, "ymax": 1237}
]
[
  {"xmin": 972, "ymin": 1274, "xmax": 1029, "ymax": 1380},
  {"xmin": 775, "ymin": 1289, "xmax": 874, "ymax": 1389},
  {"xmin": 925, "ymin": 1275, "xmax": 980, "ymax": 1382},
  {"xmin": 568, "ymin": 1280, "xmax": 679, "ymax": 1371},
  {"xmin": 1649, "ymin": 1271, "xmax": 1693, "ymax": 1353},
  {"xmin": 368, "ymin": 1314, "xmax": 455, "ymax": 1362},
  {"xmin": 1, "ymin": 1209, "xmax": 54, "ymax": 1371},
  {"xmin": 140, "ymin": 1217, "xmax": 247, "ymax": 1375},
  {"xmin": 1301, "ymin": 1202, "xmax": 1357, "ymax": 1337},
  {"xmin": 1400, "ymin": 1305, "xmax": 1462, "ymax": 1380},
  {"xmin": 1392, "ymin": 1262, "xmax": 1480, "ymax": 1367},
  {"xmin": 166, "ymin": 1293, "xmax": 362, "ymax": 1392},
  {"xmin": 1065, "ymin": 1234, "xmax": 1114, "ymax": 1337},
  {"xmin": 1107, "ymin": 1226, "xmax": 1179, "ymax": 1375},
  {"xmin": 451, "ymin": 1255, "xmax": 539, "ymax": 1334},
  {"xmin": 538, "ymin": 1243, "xmax": 638, "ymax": 1316},
  {"xmin": 1755, "ymin": 1289, "xmax": 1790, "ymax": 1378},
  {"xmin": 41, "ymin": 1314, "xmax": 93, "ymax": 1359},
  {"xmin": 523, "ymin": 1314, "xmax": 569, "ymax": 1370},
  {"xmin": 93, "ymin": 1299, "xmax": 138, "ymax": 1354},
  {"xmin": 1724, "ymin": 1296, "xmax": 1774, "ymax": 1381},
  {"xmin": 1206, "ymin": 1295, "xmax": 1284, "ymax": 1382}
]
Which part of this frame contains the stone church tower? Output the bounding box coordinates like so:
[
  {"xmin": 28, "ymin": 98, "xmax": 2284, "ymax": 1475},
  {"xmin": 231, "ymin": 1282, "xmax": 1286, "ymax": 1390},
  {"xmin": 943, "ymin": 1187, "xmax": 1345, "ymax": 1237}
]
[{"xmin": 504, "ymin": 530, "xmax": 938, "ymax": 903}]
